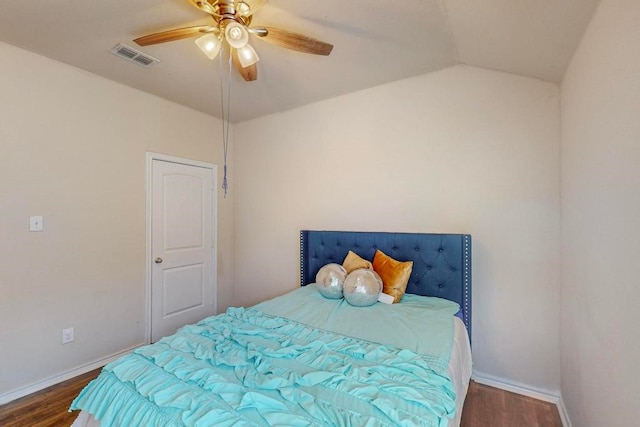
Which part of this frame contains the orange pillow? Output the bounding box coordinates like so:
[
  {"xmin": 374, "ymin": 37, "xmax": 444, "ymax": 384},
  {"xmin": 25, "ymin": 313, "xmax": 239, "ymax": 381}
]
[
  {"xmin": 372, "ymin": 250, "xmax": 413, "ymax": 303},
  {"xmin": 342, "ymin": 250, "xmax": 373, "ymax": 274}
]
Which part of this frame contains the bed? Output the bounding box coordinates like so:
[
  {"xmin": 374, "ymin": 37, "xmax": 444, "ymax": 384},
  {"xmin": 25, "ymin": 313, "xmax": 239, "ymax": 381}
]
[{"xmin": 71, "ymin": 230, "xmax": 472, "ymax": 426}]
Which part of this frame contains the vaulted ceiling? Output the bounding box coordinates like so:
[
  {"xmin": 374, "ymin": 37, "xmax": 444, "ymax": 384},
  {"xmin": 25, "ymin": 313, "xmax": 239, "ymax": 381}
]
[{"xmin": 0, "ymin": 0, "xmax": 600, "ymax": 122}]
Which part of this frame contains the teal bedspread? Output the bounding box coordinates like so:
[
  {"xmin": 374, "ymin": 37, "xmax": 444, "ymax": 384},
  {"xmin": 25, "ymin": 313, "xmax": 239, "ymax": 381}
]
[
  {"xmin": 254, "ymin": 285, "xmax": 459, "ymax": 374},
  {"xmin": 71, "ymin": 288, "xmax": 458, "ymax": 426}
]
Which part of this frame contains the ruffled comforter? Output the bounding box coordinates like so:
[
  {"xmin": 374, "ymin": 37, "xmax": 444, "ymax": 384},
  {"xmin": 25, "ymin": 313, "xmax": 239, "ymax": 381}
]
[{"xmin": 71, "ymin": 304, "xmax": 456, "ymax": 426}]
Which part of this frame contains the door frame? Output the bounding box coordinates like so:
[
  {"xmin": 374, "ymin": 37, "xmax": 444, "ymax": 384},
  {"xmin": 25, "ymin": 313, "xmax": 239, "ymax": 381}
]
[{"xmin": 145, "ymin": 152, "xmax": 218, "ymax": 344}]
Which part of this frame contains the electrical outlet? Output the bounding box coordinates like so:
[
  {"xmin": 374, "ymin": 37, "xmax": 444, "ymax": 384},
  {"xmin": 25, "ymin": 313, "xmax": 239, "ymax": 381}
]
[{"xmin": 62, "ymin": 327, "xmax": 74, "ymax": 344}]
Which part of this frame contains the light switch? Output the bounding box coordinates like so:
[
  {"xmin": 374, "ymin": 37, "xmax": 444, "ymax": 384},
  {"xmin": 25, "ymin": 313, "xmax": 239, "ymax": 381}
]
[{"xmin": 29, "ymin": 216, "xmax": 43, "ymax": 232}]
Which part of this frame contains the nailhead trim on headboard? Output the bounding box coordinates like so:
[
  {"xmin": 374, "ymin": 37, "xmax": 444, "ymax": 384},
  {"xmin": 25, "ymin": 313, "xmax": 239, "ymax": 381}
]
[
  {"xmin": 299, "ymin": 230, "xmax": 305, "ymax": 287},
  {"xmin": 462, "ymin": 234, "xmax": 472, "ymax": 343}
]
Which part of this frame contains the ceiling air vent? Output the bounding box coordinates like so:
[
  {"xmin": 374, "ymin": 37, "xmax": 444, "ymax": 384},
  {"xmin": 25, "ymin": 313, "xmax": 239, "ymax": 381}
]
[{"xmin": 110, "ymin": 43, "xmax": 159, "ymax": 67}]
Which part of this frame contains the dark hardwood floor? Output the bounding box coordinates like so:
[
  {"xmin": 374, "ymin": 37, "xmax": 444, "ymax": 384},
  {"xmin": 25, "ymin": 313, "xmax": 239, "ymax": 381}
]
[
  {"xmin": 0, "ymin": 371, "xmax": 562, "ymax": 427},
  {"xmin": 0, "ymin": 368, "xmax": 101, "ymax": 427}
]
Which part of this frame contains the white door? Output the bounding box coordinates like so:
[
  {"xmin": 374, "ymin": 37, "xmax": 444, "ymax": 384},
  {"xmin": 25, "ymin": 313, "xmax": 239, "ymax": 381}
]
[{"xmin": 150, "ymin": 158, "xmax": 216, "ymax": 342}]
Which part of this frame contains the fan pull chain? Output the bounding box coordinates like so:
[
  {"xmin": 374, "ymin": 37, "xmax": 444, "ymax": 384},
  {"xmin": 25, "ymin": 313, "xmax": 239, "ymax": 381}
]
[{"xmin": 219, "ymin": 46, "xmax": 232, "ymax": 198}]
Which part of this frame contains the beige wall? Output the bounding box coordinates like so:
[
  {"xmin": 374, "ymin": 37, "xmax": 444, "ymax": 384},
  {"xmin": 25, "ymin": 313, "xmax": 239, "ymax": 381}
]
[
  {"xmin": 234, "ymin": 65, "xmax": 562, "ymax": 394},
  {"xmin": 561, "ymin": 0, "xmax": 640, "ymax": 425},
  {"xmin": 0, "ymin": 41, "xmax": 234, "ymax": 397}
]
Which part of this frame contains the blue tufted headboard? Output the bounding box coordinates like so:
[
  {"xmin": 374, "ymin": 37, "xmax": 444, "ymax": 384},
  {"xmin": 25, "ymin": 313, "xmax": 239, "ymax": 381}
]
[{"xmin": 300, "ymin": 230, "xmax": 472, "ymax": 342}]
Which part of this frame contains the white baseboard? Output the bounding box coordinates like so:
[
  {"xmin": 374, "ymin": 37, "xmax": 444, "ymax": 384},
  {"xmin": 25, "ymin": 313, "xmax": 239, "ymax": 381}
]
[
  {"xmin": 0, "ymin": 344, "xmax": 143, "ymax": 405},
  {"xmin": 471, "ymin": 372, "xmax": 572, "ymax": 427},
  {"xmin": 557, "ymin": 395, "xmax": 573, "ymax": 427}
]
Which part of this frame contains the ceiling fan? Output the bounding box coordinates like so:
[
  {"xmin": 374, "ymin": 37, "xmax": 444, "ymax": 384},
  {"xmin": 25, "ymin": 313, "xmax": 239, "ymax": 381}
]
[{"xmin": 133, "ymin": 0, "xmax": 334, "ymax": 82}]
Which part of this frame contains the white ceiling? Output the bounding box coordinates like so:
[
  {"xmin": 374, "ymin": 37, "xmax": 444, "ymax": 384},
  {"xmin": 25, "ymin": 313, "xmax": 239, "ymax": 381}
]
[{"xmin": 0, "ymin": 0, "xmax": 600, "ymax": 123}]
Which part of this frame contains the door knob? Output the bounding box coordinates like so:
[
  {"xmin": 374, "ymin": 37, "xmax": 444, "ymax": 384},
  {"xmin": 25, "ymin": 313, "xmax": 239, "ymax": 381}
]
[{"xmin": 155, "ymin": 257, "xmax": 163, "ymax": 264}]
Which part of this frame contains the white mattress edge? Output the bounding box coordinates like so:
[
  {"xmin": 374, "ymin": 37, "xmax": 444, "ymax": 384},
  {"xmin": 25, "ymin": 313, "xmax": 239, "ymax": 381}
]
[{"xmin": 447, "ymin": 316, "xmax": 473, "ymax": 427}]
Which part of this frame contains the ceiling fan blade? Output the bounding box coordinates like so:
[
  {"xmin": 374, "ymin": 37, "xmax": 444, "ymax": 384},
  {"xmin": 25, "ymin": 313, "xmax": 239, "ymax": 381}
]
[
  {"xmin": 257, "ymin": 27, "xmax": 333, "ymax": 56},
  {"xmin": 134, "ymin": 25, "xmax": 216, "ymax": 46},
  {"xmin": 231, "ymin": 49, "xmax": 258, "ymax": 81}
]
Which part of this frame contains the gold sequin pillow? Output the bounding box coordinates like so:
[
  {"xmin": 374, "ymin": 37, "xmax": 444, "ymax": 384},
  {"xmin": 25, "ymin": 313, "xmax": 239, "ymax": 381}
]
[
  {"xmin": 342, "ymin": 250, "xmax": 373, "ymax": 274},
  {"xmin": 372, "ymin": 249, "xmax": 413, "ymax": 303}
]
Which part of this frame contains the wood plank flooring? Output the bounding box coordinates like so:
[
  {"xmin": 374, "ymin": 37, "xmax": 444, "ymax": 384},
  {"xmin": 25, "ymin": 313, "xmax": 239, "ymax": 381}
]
[
  {"xmin": 0, "ymin": 371, "xmax": 562, "ymax": 427},
  {"xmin": 460, "ymin": 381, "xmax": 563, "ymax": 427},
  {"xmin": 0, "ymin": 368, "xmax": 101, "ymax": 427}
]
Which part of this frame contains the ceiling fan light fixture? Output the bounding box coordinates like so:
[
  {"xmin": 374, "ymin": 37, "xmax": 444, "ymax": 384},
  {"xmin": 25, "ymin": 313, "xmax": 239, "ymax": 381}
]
[
  {"xmin": 237, "ymin": 2, "xmax": 251, "ymax": 16},
  {"xmin": 237, "ymin": 44, "xmax": 260, "ymax": 68},
  {"xmin": 195, "ymin": 33, "xmax": 221, "ymax": 59},
  {"xmin": 225, "ymin": 21, "xmax": 249, "ymax": 48}
]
